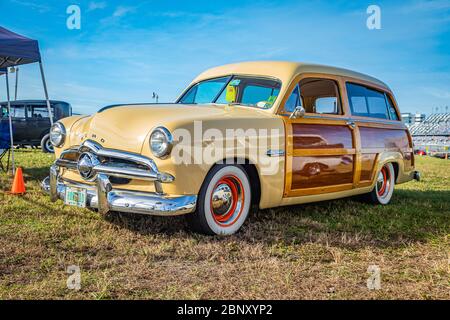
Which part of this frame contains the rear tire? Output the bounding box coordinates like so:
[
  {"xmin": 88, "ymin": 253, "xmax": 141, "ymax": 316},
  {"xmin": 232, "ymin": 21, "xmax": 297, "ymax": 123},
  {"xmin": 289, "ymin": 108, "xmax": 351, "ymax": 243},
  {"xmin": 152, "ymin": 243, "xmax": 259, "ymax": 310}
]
[
  {"xmin": 365, "ymin": 163, "xmax": 395, "ymax": 205},
  {"xmin": 186, "ymin": 164, "xmax": 251, "ymax": 235},
  {"xmin": 41, "ymin": 134, "xmax": 54, "ymax": 153}
]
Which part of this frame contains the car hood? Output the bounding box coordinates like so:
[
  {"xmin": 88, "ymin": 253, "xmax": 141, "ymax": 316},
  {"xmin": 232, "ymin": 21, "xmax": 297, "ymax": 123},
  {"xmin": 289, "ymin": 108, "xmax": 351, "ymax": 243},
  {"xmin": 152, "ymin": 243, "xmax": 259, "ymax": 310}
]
[{"xmin": 68, "ymin": 103, "xmax": 271, "ymax": 153}]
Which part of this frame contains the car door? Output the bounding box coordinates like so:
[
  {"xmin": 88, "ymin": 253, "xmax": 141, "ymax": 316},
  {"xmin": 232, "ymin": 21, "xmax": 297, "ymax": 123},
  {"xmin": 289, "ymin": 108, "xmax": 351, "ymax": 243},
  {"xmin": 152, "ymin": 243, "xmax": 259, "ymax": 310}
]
[
  {"xmin": 279, "ymin": 75, "xmax": 357, "ymax": 197},
  {"xmin": 345, "ymin": 81, "xmax": 413, "ymax": 187},
  {"xmin": 10, "ymin": 103, "xmax": 28, "ymax": 143},
  {"xmin": 28, "ymin": 104, "xmax": 53, "ymax": 143}
]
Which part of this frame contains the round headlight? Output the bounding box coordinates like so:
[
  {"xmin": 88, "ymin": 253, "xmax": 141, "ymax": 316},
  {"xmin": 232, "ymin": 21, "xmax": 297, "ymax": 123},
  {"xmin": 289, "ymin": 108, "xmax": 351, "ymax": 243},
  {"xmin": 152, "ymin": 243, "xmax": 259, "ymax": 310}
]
[
  {"xmin": 150, "ymin": 127, "xmax": 173, "ymax": 158},
  {"xmin": 49, "ymin": 122, "xmax": 66, "ymax": 147}
]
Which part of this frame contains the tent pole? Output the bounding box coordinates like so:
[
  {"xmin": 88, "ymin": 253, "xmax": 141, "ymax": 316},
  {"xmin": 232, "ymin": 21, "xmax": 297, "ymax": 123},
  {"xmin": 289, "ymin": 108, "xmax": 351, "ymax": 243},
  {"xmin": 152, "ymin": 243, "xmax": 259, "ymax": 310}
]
[
  {"xmin": 5, "ymin": 70, "xmax": 15, "ymax": 175},
  {"xmin": 39, "ymin": 61, "xmax": 53, "ymax": 126},
  {"xmin": 14, "ymin": 67, "xmax": 19, "ymax": 100}
]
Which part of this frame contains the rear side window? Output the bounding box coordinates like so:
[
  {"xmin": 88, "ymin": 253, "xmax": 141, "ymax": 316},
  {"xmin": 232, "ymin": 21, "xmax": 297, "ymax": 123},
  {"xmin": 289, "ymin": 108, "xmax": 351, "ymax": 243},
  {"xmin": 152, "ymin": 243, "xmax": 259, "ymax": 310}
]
[
  {"xmin": 346, "ymin": 83, "xmax": 395, "ymax": 120},
  {"xmin": 366, "ymin": 88, "xmax": 389, "ymax": 119},
  {"xmin": 386, "ymin": 95, "xmax": 399, "ymax": 120},
  {"xmin": 29, "ymin": 106, "xmax": 54, "ymax": 119}
]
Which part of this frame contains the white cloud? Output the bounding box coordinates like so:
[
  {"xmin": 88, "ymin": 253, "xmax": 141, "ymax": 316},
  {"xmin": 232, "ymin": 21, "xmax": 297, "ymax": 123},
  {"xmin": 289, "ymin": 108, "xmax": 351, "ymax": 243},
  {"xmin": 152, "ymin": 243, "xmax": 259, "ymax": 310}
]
[
  {"xmin": 88, "ymin": 1, "xmax": 107, "ymax": 12},
  {"xmin": 10, "ymin": 0, "xmax": 50, "ymax": 13},
  {"xmin": 424, "ymin": 88, "xmax": 450, "ymax": 99},
  {"xmin": 113, "ymin": 6, "xmax": 135, "ymax": 17},
  {"xmin": 401, "ymin": 0, "xmax": 450, "ymax": 13}
]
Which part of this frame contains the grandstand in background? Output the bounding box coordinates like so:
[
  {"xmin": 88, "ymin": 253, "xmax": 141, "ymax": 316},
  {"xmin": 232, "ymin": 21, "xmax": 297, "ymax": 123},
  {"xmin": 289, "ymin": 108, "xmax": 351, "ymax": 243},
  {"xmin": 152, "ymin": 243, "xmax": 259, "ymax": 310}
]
[{"xmin": 407, "ymin": 113, "xmax": 450, "ymax": 155}]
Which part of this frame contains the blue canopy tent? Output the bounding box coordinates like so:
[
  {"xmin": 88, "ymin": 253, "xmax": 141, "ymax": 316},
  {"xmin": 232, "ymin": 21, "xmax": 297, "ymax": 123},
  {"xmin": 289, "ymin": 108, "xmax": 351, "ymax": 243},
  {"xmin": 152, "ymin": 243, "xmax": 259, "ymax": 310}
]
[
  {"xmin": 0, "ymin": 26, "xmax": 53, "ymax": 174},
  {"xmin": 0, "ymin": 67, "xmax": 11, "ymax": 171}
]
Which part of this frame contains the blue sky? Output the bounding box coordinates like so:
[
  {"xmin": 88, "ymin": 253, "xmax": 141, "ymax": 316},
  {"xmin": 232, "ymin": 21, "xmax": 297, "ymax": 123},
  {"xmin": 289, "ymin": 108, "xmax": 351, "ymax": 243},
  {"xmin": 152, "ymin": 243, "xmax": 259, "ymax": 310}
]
[{"xmin": 0, "ymin": 0, "xmax": 449, "ymax": 115}]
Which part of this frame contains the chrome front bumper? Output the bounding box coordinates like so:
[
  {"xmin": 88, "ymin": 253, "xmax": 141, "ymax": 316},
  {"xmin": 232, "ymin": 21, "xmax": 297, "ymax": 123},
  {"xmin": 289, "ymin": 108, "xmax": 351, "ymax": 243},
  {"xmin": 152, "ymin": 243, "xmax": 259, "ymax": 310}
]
[{"xmin": 41, "ymin": 140, "xmax": 197, "ymax": 216}]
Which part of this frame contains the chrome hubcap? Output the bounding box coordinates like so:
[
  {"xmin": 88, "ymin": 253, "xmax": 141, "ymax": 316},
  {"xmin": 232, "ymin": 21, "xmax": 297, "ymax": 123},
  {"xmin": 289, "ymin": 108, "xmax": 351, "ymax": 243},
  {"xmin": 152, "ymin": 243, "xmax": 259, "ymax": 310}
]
[
  {"xmin": 211, "ymin": 183, "xmax": 233, "ymax": 216},
  {"xmin": 46, "ymin": 140, "xmax": 54, "ymax": 152},
  {"xmin": 210, "ymin": 175, "xmax": 245, "ymax": 226},
  {"xmin": 376, "ymin": 172, "xmax": 384, "ymax": 187}
]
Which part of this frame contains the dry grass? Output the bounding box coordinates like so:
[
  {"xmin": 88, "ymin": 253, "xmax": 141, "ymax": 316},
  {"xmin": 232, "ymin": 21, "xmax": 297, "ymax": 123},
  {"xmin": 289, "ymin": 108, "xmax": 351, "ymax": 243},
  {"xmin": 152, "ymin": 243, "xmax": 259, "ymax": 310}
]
[{"xmin": 0, "ymin": 150, "xmax": 449, "ymax": 299}]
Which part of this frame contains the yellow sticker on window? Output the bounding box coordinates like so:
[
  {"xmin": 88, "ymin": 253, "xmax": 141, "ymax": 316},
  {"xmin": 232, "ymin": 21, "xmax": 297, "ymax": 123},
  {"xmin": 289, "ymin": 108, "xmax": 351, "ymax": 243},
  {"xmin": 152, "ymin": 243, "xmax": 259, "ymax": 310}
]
[
  {"xmin": 225, "ymin": 85, "xmax": 237, "ymax": 103},
  {"xmin": 267, "ymin": 95, "xmax": 277, "ymax": 104},
  {"xmin": 263, "ymin": 95, "xmax": 277, "ymax": 108}
]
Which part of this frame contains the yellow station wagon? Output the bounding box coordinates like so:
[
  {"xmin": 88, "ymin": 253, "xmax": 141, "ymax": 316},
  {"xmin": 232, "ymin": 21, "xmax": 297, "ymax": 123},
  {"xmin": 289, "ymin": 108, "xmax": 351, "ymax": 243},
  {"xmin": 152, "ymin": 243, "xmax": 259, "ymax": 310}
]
[{"xmin": 42, "ymin": 61, "xmax": 420, "ymax": 235}]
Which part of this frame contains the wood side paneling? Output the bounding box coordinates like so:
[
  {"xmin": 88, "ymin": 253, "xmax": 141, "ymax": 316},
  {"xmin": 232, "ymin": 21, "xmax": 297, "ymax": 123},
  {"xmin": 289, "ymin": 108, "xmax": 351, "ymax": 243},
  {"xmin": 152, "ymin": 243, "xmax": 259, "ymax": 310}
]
[
  {"xmin": 291, "ymin": 155, "xmax": 354, "ymax": 189},
  {"xmin": 359, "ymin": 127, "xmax": 409, "ymax": 150},
  {"xmin": 293, "ymin": 124, "xmax": 353, "ymax": 149},
  {"xmin": 360, "ymin": 153, "xmax": 376, "ymax": 181}
]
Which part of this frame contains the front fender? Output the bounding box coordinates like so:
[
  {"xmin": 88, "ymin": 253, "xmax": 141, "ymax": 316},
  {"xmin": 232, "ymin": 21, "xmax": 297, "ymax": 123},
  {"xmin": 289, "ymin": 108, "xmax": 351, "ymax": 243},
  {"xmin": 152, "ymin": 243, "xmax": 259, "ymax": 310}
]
[
  {"xmin": 54, "ymin": 115, "xmax": 89, "ymax": 157},
  {"xmin": 142, "ymin": 117, "xmax": 286, "ymax": 208}
]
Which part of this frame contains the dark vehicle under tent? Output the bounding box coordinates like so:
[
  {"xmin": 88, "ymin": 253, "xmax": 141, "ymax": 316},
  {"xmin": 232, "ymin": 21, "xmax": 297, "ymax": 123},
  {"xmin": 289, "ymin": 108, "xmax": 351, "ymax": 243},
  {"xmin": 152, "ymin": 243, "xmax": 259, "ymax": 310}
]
[{"xmin": 0, "ymin": 100, "xmax": 72, "ymax": 153}]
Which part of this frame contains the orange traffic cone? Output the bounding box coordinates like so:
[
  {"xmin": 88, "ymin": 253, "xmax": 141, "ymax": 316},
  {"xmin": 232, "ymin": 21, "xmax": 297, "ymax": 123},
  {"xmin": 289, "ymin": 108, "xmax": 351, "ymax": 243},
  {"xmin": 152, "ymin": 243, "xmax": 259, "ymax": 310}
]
[{"xmin": 10, "ymin": 167, "xmax": 26, "ymax": 195}]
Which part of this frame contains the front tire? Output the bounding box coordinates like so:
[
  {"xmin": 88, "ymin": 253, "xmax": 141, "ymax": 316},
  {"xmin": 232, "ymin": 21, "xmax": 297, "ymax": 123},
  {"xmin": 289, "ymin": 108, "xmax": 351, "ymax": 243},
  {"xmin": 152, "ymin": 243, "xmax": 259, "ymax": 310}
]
[
  {"xmin": 41, "ymin": 134, "xmax": 54, "ymax": 153},
  {"xmin": 187, "ymin": 164, "xmax": 251, "ymax": 235},
  {"xmin": 366, "ymin": 163, "xmax": 395, "ymax": 205}
]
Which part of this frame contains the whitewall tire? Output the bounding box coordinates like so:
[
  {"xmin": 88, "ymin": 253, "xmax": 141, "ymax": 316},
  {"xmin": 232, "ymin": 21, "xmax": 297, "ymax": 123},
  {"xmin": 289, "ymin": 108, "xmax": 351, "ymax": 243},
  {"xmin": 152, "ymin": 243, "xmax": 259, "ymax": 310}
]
[
  {"xmin": 367, "ymin": 162, "xmax": 395, "ymax": 205},
  {"xmin": 187, "ymin": 164, "xmax": 251, "ymax": 235}
]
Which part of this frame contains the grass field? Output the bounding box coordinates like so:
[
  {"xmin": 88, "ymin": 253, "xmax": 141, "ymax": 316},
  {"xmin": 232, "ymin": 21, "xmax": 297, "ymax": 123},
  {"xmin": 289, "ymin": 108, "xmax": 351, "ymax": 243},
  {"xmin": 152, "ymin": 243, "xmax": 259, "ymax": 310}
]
[{"xmin": 0, "ymin": 150, "xmax": 448, "ymax": 299}]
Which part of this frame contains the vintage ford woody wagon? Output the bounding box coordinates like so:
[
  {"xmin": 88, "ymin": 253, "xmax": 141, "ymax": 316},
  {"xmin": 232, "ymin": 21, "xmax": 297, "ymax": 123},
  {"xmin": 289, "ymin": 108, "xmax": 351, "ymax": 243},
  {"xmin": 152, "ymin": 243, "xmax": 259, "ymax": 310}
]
[{"xmin": 42, "ymin": 61, "xmax": 420, "ymax": 235}]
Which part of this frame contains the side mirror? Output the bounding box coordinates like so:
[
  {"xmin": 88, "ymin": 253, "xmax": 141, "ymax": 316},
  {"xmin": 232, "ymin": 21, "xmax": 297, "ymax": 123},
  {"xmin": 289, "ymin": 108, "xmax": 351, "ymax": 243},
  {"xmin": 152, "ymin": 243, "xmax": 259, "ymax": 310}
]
[{"xmin": 289, "ymin": 105, "xmax": 305, "ymax": 119}]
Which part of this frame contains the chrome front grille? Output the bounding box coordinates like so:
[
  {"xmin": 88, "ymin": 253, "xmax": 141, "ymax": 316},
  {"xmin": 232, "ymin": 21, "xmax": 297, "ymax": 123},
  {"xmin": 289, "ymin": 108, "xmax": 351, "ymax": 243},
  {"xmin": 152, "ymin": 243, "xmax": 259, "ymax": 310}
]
[{"xmin": 55, "ymin": 140, "xmax": 174, "ymax": 192}]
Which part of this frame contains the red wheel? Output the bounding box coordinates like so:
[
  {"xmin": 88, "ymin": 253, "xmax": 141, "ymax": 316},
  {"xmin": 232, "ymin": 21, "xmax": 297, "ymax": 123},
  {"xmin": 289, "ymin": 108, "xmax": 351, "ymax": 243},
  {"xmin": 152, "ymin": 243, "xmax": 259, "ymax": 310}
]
[
  {"xmin": 210, "ymin": 175, "xmax": 245, "ymax": 227},
  {"xmin": 377, "ymin": 166, "xmax": 389, "ymax": 197}
]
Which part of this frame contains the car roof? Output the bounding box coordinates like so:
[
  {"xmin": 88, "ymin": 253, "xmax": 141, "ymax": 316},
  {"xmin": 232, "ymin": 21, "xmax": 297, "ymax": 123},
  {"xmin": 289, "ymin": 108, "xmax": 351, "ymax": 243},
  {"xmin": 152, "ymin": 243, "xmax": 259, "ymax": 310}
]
[
  {"xmin": 0, "ymin": 100, "xmax": 70, "ymax": 105},
  {"xmin": 192, "ymin": 61, "xmax": 390, "ymax": 90}
]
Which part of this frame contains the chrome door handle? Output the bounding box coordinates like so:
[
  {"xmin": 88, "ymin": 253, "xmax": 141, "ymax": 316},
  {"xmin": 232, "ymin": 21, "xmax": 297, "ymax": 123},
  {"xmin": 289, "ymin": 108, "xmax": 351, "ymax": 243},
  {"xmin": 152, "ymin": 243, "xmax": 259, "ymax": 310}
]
[{"xmin": 346, "ymin": 121, "xmax": 356, "ymax": 130}]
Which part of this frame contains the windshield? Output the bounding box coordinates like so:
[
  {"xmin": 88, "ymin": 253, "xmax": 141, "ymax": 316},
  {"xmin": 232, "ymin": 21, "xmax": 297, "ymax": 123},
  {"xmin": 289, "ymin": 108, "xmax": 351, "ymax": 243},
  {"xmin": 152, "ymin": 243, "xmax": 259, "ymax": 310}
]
[{"xmin": 178, "ymin": 76, "xmax": 281, "ymax": 109}]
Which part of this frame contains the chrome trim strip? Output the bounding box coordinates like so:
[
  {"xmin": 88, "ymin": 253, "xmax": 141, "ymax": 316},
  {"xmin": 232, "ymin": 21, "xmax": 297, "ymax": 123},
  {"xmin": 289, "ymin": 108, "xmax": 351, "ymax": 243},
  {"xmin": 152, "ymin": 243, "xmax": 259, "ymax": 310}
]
[
  {"xmin": 94, "ymin": 164, "xmax": 159, "ymax": 181},
  {"xmin": 97, "ymin": 148, "xmax": 159, "ymax": 173},
  {"xmin": 60, "ymin": 148, "xmax": 80, "ymax": 158},
  {"xmin": 79, "ymin": 140, "xmax": 101, "ymax": 154},
  {"xmin": 266, "ymin": 149, "xmax": 285, "ymax": 157},
  {"xmin": 55, "ymin": 158, "xmax": 78, "ymax": 170},
  {"xmin": 279, "ymin": 114, "xmax": 405, "ymax": 127}
]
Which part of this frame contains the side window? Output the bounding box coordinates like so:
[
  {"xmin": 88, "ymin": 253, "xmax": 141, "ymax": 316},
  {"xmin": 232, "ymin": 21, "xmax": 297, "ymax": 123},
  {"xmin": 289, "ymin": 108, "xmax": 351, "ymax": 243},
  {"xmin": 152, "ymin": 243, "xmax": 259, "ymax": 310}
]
[
  {"xmin": 299, "ymin": 78, "xmax": 341, "ymax": 114},
  {"xmin": 53, "ymin": 103, "xmax": 71, "ymax": 118},
  {"xmin": 241, "ymin": 85, "xmax": 280, "ymax": 106},
  {"xmin": 347, "ymin": 83, "xmax": 390, "ymax": 120},
  {"xmin": 1, "ymin": 105, "xmax": 7, "ymax": 118},
  {"xmin": 366, "ymin": 88, "xmax": 389, "ymax": 119},
  {"xmin": 347, "ymin": 83, "xmax": 369, "ymax": 116},
  {"xmin": 315, "ymin": 97, "xmax": 338, "ymax": 114},
  {"xmin": 284, "ymin": 85, "xmax": 300, "ymax": 113},
  {"xmin": 29, "ymin": 106, "xmax": 54, "ymax": 119},
  {"xmin": 11, "ymin": 105, "xmax": 26, "ymax": 118},
  {"xmin": 385, "ymin": 94, "xmax": 399, "ymax": 120}
]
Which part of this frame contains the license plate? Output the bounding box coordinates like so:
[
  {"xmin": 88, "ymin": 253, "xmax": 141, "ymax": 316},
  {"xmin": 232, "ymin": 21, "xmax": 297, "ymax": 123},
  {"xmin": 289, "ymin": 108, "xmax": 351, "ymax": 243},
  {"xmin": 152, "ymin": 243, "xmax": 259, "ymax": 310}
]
[{"xmin": 65, "ymin": 186, "xmax": 87, "ymax": 208}]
